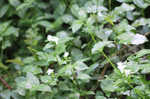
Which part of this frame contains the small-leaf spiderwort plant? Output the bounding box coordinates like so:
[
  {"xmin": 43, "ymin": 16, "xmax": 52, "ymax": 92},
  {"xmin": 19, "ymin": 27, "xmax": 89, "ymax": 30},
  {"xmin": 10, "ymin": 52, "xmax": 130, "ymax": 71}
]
[{"xmin": 0, "ymin": 0, "xmax": 150, "ymax": 99}]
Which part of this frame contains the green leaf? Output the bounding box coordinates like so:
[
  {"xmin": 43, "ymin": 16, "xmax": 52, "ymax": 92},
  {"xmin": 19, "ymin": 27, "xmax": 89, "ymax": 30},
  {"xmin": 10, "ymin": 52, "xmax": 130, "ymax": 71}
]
[
  {"xmin": 33, "ymin": 84, "xmax": 51, "ymax": 92},
  {"xmin": 92, "ymin": 41, "xmax": 112, "ymax": 53},
  {"xmin": 117, "ymin": 33, "xmax": 147, "ymax": 45},
  {"xmin": 125, "ymin": 62, "xmax": 140, "ymax": 73},
  {"xmin": 121, "ymin": 3, "xmax": 135, "ymax": 11},
  {"xmin": 2, "ymin": 40, "xmax": 11, "ymax": 50},
  {"xmin": 3, "ymin": 26, "xmax": 19, "ymax": 37},
  {"xmin": 0, "ymin": 90, "xmax": 20, "ymax": 99},
  {"xmin": 77, "ymin": 73, "xmax": 91, "ymax": 82},
  {"xmin": 62, "ymin": 14, "xmax": 74, "ymax": 24},
  {"xmin": 72, "ymin": 20, "xmax": 83, "ymax": 33},
  {"xmin": 55, "ymin": 43, "xmax": 66, "ymax": 55},
  {"xmin": 40, "ymin": 75, "xmax": 57, "ymax": 85},
  {"xmin": 133, "ymin": 0, "xmax": 148, "ymax": 8},
  {"xmin": 101, "ymin": 79, "xmax": 118, "ymax": 92},
  {"xmin": 36, "ymin": 21, "xmax": 52, "ymax": 32},
  {"xmin": 58, "ymin": 64, "xmax": 73, "ymax": 76},
  {"xmin": 6, "ymin": 58, "xmax": 24, "ymax": 65},
  {"xmin": 23, "ymin": 65, "xmax": 43, "ymax": 74},
  {"xmin": 74, "ymin": 61, "xmax": 88, "ymax": 71},
  {"xmin": 132, "ymin": 18, "xmax": 150, "ymax": 27},
  {"xmin": 8, "ymin": 0, "xmax": 21, "ymax": 7},
  {"xmin": 96, "ymin": 96, "xmax": 106, "ymax": 99},
  {"xmin": 71, "ymin": 4, "xmax": 80, "ymax": 18},
  {"xmin": 140, "ymin": 64, "xmax": 150, "ymax": 74},
  {"xmin": 0, "ymin": 21, "xmax": 11, "ymax": 34},
  {"xmin": 54, "ymin": 1, "xmax": 66, "ymax": 17},
  {"xmin": 25, "ymin": 72, "xmax": 40, "ymax": 89},
  {"xmin": 0, "ymin": 5, "xmax": 9, "ymax": 18},
  {"xmin": 16, "ymin": 88, "xmax": 26, "ymax": 96},
  {"xmin": 0, "ymin": 62, "xmax": 8, "ymax": 70},
  {"xmin": 71, "ymin": 48, "xmax": 84, "ymax": 61},
  {"xmin": 43, "ymin": 43, "xmax": 54, "ymax": 51},
  {"xmin": 114, "ymin": 20, "xmax": 135, "ymax": 33},
  {"xmin": 135, "ymin": 49, "xmax": 150, "ymax": 58},
  {"xmin": 117, "ymin": 33, "xmax": 133, "ymax": 44},
  {"xmin": 86, "ymin": 63, "xmax": 99, "ymax": 74}
]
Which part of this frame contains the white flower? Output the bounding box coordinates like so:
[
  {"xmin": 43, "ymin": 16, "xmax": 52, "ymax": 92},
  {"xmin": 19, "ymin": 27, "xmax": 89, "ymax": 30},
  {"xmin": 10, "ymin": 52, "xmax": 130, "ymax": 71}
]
[
  {"xmin": 26, "ymin": 82, "xmax": 32, "ymax": 89},
  {"xmin": 79, "ymin": 9, "xmax": 86, "ymax": 18},
  {"xmin": 47, "ymin": 35, "xmax": 59, "ymax": 44},
  {"xmin": 63, "ymin": 52, "xmax": 69, "ymax": 57},
  {"xmin": 87, "ymin": 5, "xmax": 97, "ymax": 13},
  {"xmin": 47, "ymin": 69, "xmax": 54, "ymax": 75},
  {"xmin": 121, "ymin": 90, "xmax": 130, "ymax": 96},
  {"xmin": 98, "ymin": 12, "xmax": 103, "ymax": 17},
  {"xmin": 62, "ymin": 61, "xmax": 67, "ymax": 64},
  {"xmin": 117, "ymin": 62, "xmax": 125, "ymax": 73},
  {"xmin": 124, "ymin": 69, "xmax": 131, "ymax": 76},
  {"xmin": 117, "ymin": 62, "xmax": 131, "ymax": 76},
  {"xmin": 131, "ymin": 34, "xmax": 147, "ymax": 45},
  {"xmin": 108, "ymin": 43, "xmax": 115, "ymax": 48}
]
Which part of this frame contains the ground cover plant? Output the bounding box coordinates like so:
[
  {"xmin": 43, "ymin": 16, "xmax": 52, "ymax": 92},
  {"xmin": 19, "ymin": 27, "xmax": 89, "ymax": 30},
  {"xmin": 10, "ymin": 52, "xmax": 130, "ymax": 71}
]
[{"xmin": 0, "ymin": 0, "xmax": 150, "ymax": 99}]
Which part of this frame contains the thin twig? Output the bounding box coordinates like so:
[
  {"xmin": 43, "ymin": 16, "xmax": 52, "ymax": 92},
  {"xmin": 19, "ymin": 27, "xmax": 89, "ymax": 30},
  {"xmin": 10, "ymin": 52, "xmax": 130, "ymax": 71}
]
[
  {"xmin": 98, "ymin": 64, "xmax": 109, "ymax": 80},
  {"xmin": 0, "ymin": 76, "xmax": 11, "ymax": 90},
  {"xmin": 144, "ymin": 32, "xmax": 150, "ymax": 36}
]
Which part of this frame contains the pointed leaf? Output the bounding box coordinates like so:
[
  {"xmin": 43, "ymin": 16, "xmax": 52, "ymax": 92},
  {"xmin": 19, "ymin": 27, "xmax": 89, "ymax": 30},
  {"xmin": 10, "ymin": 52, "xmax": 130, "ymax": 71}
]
[{"xmin": 72, "ymin": 20, "xmax": 83, "ymax": 33}]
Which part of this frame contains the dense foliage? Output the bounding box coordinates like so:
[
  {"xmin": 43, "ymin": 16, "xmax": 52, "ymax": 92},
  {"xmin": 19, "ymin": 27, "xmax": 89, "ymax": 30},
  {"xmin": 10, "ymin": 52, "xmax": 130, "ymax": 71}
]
[{"xmin": 0, "ymin": 0, "xmax": 150, "ymax": 99}]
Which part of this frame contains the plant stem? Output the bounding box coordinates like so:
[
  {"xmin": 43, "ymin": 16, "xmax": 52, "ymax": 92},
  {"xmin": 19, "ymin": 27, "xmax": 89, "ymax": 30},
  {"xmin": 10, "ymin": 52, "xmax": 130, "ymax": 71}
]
[
  {"xmin": 109, "ymin": 0, "xmax": 111, "ymax": 10},
  {"xmin": 89, "ymin": 32, "xmax": 120, "ymax": 73},
  {"xmin": 90, "ymin": 33, "xmax": 96, "ymax": 43},
  {"xmin": 141, "ymin": 9, "xmax": 145, "ymax": 17},
  {"xmin": 1, "ymin": 41, "xmax": 3, "ymax": 60},
  {"xmin": 101, "ymin": 51, "xmax": 119, "ymax": 72}
]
